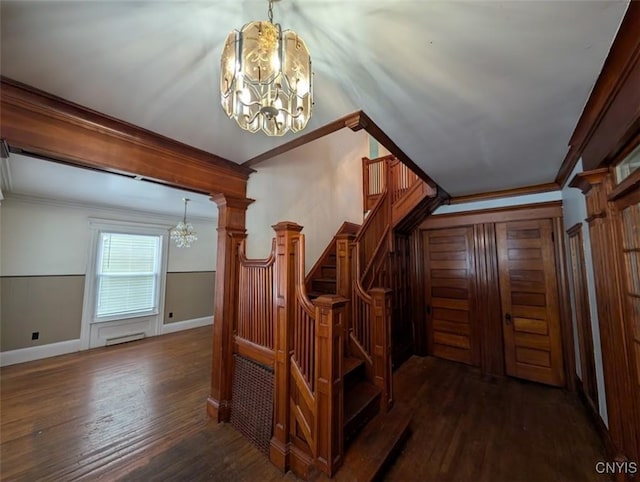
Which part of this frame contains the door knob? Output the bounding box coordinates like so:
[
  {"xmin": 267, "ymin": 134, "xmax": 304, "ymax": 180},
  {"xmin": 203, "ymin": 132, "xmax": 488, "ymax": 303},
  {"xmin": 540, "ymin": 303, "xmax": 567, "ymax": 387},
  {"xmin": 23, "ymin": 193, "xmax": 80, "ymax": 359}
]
[{"xmin": 505, "ymin": 313, "xmax": 512, "ymax": 325}]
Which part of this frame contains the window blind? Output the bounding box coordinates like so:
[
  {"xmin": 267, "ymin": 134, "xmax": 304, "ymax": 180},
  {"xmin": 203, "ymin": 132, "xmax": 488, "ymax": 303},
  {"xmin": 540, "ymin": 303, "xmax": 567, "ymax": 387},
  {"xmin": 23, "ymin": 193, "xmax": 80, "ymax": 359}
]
[{"xmin": 96, "ymin": 233, "xmax": 161, "ymax": 318}]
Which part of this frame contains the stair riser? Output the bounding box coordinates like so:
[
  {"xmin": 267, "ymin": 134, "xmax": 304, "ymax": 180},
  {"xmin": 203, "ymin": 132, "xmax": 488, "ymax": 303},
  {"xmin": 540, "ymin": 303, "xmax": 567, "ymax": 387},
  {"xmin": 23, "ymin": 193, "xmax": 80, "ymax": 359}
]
[
  {"xmin": 343, "ymin": 362, "xmax": 366, "ymax": 392},
  {"xmin": 344, "ymin": 393, "xmax": 381, "ymax": 445},
  {"xmin": 312, "ymin": 279, "xmax": 336, "ymax": 293},
  {"xmin": 321, "ymin": 266, "xmax": 336, "ymax": 278}
]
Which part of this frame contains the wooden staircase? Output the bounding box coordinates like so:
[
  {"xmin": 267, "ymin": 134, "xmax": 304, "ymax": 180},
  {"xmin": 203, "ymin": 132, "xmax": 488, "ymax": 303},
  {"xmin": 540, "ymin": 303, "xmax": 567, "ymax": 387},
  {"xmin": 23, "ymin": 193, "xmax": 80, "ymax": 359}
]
[
  {"xmin": 307, "ymin": 222, "xmax": 360, "ymax": 300},
  {"xmin": 223, "ymin": 156, "xmax": 440, "ymax": 481}
]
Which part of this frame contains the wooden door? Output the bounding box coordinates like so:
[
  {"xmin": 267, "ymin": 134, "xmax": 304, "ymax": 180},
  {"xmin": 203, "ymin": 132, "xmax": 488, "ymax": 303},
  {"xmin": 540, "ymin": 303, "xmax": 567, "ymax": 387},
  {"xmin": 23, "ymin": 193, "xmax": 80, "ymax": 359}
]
[
  {"xmin": 423, "ymin": 226, "xmax": 478, "ymax": 366},
  {"xmin": 496, "ymin": 219, "xmax": 565, "ymax": 387}
]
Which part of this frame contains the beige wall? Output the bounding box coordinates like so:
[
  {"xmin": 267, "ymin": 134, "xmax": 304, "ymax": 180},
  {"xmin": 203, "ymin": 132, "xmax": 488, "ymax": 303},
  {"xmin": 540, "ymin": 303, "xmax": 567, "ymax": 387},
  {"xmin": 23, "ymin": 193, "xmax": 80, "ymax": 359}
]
[
  {"xmin": 1, "ymin": 275, "xmax": 84, "ymax": 351},
  {"xmin": 0, "ymin": 197, "xmax": 217, "ymax": 352},
  {"xmin": 246, "ymin": 128, "xmax": 367, "ymax": 271},
  {"xmin": 164, "ymin": 271, "xmax": 215, "ymax": 324}
]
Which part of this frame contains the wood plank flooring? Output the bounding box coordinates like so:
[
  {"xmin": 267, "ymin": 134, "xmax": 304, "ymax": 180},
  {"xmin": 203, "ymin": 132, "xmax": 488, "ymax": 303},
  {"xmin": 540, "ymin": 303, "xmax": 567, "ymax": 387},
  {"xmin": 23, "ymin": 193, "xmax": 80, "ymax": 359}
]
[
  {"xmin": 1, "ymin": 327, "xmax": 609, "ymax": 481},
  {"xmin": 386, "ymin": 356, "xmax": 611, "ymax": 481}
]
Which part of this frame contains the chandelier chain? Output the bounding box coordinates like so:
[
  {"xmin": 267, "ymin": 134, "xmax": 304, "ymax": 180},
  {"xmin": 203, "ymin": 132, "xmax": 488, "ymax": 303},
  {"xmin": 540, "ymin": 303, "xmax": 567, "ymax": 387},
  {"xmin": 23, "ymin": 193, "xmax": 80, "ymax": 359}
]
[{"xmin": 268, "ymin": 0, "xmax": 274, "ymax": 24}]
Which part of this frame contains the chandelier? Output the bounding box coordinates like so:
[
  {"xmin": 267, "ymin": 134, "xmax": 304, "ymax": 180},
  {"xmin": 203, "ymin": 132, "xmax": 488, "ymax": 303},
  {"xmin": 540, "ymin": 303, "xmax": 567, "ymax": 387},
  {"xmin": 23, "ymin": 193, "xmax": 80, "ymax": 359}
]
[
  {"xmin": 220, "ymin": 0, "xmax": 313, "ymax": 136},
  {"xmin": 170, "ymin": 198, "xmax": 198, "ymax": 248}
]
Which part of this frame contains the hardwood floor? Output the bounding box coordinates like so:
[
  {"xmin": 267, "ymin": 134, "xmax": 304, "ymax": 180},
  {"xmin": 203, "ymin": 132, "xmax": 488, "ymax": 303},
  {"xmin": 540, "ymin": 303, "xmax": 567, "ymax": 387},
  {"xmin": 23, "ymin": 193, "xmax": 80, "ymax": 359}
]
[
  {"xmin": 1, "ymin": 327, "xmax": 608, "ymax": 481},
  {"xmin": 387, "ymin": 356, "xmax": 611, "ymax": 481},
  {"xmin": 0, "ymin": 327, "xmax": 294, "ymax": 482}
]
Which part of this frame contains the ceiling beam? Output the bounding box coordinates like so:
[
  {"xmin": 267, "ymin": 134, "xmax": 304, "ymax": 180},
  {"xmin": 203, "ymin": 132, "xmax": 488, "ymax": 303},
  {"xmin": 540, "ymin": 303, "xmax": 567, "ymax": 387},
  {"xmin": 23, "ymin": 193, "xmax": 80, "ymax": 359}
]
[
  {"xmin": 555, "ymin": 2, "xmax": 640, "ymax": 187},
  {"xmin": 242, "ymin": 111, "xmax": 362, "ymax": 168},
  {"xmin": 0, "ymin": 77, "xmax": 254, "ymax": 199},
  {"xmin": 243, "ymin": 109, "xmax": 450, "ymax": 200}
]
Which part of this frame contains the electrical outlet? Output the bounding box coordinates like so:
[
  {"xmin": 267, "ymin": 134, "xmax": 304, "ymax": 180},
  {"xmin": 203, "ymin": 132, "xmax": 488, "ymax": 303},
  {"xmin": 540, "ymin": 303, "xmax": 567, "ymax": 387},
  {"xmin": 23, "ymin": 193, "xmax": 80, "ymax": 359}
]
[
  {"xmin": 169, "ymin": 312, "xmax": 173, "ymax": 318},
  {"xmin": 32, "ymin": 332, "xmax": 39, "ymax": 340}
]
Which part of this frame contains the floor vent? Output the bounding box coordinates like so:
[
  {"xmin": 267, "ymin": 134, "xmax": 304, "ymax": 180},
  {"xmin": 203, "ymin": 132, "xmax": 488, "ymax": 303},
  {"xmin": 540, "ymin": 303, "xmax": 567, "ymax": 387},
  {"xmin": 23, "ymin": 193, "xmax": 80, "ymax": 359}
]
[{"xmin": 105, "ymin": 332, "xmax": 145, "ymax": 346}]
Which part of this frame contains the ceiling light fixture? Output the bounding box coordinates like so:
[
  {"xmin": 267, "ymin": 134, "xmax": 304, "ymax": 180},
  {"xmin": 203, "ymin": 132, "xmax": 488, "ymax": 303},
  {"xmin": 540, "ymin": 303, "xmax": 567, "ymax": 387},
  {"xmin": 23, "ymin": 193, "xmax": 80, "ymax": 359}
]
[
  {"xmin": 170, "ymin": 198, "xmax": 198, "ymax": 248},
  {"xmin": 220, "ymin": 0, "xmax": 313, "ymax": 136}
]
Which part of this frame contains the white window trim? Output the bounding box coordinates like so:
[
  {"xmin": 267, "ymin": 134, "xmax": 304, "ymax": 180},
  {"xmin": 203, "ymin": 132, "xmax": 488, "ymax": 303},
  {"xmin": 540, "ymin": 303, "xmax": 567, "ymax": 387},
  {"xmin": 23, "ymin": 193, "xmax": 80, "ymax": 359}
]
[{"xmin": 80, "ymin": 218, "xmax": 170, "ymax": 350}]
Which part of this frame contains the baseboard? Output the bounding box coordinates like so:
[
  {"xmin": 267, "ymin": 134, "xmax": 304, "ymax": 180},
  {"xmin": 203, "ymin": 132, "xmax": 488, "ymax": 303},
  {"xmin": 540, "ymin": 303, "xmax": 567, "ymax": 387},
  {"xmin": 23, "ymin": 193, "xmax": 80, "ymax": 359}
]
[
  {"xmin": 160, "ymin": 316, "xmax": 213, "ymax": 335},
  {"xmin": 576, "ymin": 376, "xmax": 617, "ymax": 458},
  {"xmin": 0, "ymin": 339, "xmax": 81, "ymax": 367}
]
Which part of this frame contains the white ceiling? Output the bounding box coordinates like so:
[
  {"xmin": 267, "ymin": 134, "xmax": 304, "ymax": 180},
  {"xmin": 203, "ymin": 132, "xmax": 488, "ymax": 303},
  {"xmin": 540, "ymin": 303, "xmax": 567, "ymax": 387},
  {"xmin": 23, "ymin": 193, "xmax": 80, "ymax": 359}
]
[
  {"xmin": 1, "ymin": 154, "xmax": 218, "ymax": 220},
  {"xmin": 0, "ymin": 1, "xmax": 629, "ymax": 196}
]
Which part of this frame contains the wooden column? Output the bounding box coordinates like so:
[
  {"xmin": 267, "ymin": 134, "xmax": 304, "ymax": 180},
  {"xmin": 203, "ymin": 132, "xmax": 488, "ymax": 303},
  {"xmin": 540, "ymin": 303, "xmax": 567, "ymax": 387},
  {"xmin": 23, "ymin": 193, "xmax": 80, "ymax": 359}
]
[
  {"xmin": 314, "ymin": 294, "xmax": 347, "ymax": 477},
  {"xmin": 207, "ymin": 194, "xmax": 253, "ymax": 422},
  {"xmin": 370, "ymin": 287, "xmax": 393, "ymax": 412},
  {"xmin": 571, "ymin": 169, "xmax": 639, "ymax": 464},
  {"xmin": 270, "ymin": 222, "xmax": 303, "ymax": 472}
]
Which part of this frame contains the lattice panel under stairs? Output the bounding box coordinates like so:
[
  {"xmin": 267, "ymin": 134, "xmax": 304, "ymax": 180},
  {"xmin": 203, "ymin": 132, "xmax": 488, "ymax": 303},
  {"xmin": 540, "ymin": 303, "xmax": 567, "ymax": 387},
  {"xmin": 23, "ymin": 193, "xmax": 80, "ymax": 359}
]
[{"xmin": 230, "ymin": 354, "xmax": 274, "ymax": 456}]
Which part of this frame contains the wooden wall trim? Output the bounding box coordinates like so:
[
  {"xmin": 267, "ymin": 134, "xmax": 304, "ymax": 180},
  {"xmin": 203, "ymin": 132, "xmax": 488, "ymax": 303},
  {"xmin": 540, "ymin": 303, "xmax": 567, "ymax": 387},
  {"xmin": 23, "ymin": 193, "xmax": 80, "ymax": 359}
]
[
  {"xmin": 555, "ymin": 2, "xmax": 640, "ymax": 186},
  {"xmin": 449, "ymin": 182, "xmax": 559, "ymax": 205},
  {"xmin": 419, "ymin": 201, "xmax": 563, "ymax": 230},
  {"xmin": 553, "ymin": 216, "xmax": 577, "ymax": 392},
  {"xmin": 242, "ymin": 111, "xmax": 362, "ymax": 167},
  {"xmin": 0, "ymin": 77, "xmax": 253, "ymax": 198},
  {"xmin": 577, "ymin": 377, "xmax": 617, "ymax": 459}
]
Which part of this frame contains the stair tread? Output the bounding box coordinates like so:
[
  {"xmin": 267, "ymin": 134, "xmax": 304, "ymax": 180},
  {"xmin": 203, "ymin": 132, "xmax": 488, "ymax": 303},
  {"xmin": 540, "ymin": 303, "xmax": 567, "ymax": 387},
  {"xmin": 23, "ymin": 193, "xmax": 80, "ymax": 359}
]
[
  {"xmin": 343, "ymin": 357, "xmax": 364, "ymax": 377},
  {"xmin": 344, "ymin": 382, "xmax": 381, "ymax": 427},
  {"xmin": 334, "ymin": 403, "xmax": 412, "ymax": 482},
  {"xmin": 313, "ymin": 277, "xmax": 336, "ymax": 283}
]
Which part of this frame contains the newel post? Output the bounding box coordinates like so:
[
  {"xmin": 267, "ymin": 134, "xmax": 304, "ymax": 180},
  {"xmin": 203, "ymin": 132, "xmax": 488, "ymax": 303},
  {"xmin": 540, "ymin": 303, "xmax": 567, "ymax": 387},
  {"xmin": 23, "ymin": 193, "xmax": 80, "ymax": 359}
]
[
  {"xmin": 335, "ymin": 233, "xmax": 355, "ymax": 346},
  {"xmin": 314, "ymin": 294, "xmax": 347, "ymax": 476},
  {"xmin": 270, "ymin": 221, "xmax": 304, "ymax": 472},
  {"xmin": 207, "ymin": 194, "xmax": 254, "ymax": 422},
  {"xmin": 370, "ymin": 287, "xmax": 393, "ymax": 412}
]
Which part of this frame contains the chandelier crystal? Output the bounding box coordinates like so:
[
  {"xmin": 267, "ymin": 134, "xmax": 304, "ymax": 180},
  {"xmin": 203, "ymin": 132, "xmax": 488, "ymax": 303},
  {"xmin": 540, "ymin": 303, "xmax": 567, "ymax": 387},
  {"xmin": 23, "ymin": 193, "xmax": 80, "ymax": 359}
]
[
  {"xmin": 170, "ymin": 198, "xmax": 198, "ymax": 248},
  {"xmin": 220, "ymin": 0, "xmax": 313, "ymax": 136}
]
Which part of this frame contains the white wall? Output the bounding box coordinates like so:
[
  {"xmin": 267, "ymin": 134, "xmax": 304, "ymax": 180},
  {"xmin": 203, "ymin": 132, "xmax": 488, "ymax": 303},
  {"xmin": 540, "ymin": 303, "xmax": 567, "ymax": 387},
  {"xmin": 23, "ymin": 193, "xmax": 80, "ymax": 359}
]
[
  {"xmin": 246, "ymin": 128, "xmax": 367, "ymax": 271},
  {"xmin": 0, "ymin": 196, "xmax": 217, "ymax": 276},
  {"xmin": 561, "ymin": 159, "xmax": 608, "ymax": 426}
]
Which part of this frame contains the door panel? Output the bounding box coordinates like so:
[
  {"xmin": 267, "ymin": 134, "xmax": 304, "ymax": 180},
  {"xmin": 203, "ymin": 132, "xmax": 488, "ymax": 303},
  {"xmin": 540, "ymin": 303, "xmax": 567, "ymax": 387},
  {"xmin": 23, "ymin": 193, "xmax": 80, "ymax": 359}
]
[
  {"xmin": 496, "ymin": 220, "xmax": 565, "ymax": 386},
  {"xmin": 423, "ymin": 227, "xmax": 478, "ymax": 366}
]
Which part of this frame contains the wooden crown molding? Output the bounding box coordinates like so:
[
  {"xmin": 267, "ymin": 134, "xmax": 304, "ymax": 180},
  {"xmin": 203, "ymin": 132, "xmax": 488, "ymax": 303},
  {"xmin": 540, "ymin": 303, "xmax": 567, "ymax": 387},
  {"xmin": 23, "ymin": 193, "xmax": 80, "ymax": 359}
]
[
  {"xmin": 0, "ymin": 77, "xmax": 253, "ymax": 199},
  {"xmin": 555, "ymin": 2, "xmax": 640, "ymax": 187},
  {"xmin": 419, "ymin": 200, "xmax": 562, "ymax": 230},
  {"xmin": 449, "ymin": 182, "xmax": 559, "ymax": 205}
]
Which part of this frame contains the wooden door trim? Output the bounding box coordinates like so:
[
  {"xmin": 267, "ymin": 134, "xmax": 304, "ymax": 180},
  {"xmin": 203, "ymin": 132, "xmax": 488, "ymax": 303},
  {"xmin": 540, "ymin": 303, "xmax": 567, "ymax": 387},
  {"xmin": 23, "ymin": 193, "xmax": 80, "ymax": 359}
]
[
  {"xmin": 566, "ymin": 223, "xmax": 598, "ymax": 405},
  {"xmin": 420, "ymin": 201, "xmax": 562, "ymax": 229}
]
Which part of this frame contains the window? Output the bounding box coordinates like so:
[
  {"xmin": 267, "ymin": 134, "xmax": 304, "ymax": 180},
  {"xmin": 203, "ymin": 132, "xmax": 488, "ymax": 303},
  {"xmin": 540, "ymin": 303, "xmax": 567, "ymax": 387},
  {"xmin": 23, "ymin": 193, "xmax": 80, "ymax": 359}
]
[
  {"xmin": 615, "ymin": 143, "xmax": 640, "ymax": 184},
  {"xmin": 95, "ymin": 232, "xmax": 162, "ymax": 320}
]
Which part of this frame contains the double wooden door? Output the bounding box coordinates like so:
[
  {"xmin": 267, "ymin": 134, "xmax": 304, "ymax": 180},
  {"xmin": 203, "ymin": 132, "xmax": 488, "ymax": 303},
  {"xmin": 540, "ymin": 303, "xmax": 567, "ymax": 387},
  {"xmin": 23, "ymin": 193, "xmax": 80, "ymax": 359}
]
[{"xmin": 423, "ymin": 218, "xmax": 565, "ymax": 387}]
